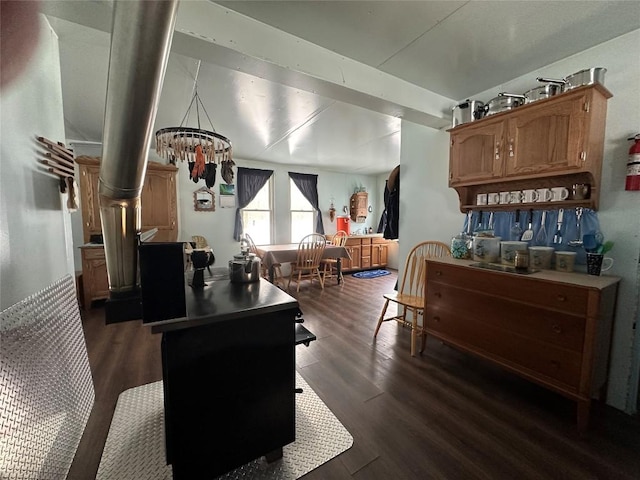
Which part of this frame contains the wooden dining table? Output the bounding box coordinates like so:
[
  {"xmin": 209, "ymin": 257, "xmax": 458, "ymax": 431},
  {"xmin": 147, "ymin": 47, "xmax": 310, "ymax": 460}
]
[{"xmin": 256, "ymin": 243, "xmax": 351, "ymax": 285}]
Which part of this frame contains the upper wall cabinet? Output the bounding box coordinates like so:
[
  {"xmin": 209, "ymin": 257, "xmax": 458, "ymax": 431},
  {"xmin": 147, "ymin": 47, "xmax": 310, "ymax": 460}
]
[
  {"xmin": 350, "ymin": 192, "xmax": 368, "ymax": 223},
  {"xmin": 75, "ymin": 156, "xmax": 179, "ymax": 243},
  {"xmin": 448, "ymin": 84, "xmax": 612, "ymax": 212}
]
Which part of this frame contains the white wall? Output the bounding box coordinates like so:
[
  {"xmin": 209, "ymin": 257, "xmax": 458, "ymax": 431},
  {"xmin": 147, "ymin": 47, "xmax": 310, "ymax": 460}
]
[
  {"xmin": 158, "ymin": 149, "xmax": 383, "ymax": 271},
  {"xmin": 399, "ymin": 29, "xmax": 640, "ymax": 413},
  {"xmin": 398, "ymin": 121, "xmax": 461, "ymax": 275},
  {"xmin": 0, "ymin": 16, "xmax": 74, "ymax": 309}
]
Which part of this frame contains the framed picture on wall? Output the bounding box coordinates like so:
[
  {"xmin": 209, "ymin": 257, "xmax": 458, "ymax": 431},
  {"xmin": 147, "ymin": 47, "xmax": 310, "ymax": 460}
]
[{"xmin": 220, "ymin": 183, "xmax": 235, "ymax": 208}]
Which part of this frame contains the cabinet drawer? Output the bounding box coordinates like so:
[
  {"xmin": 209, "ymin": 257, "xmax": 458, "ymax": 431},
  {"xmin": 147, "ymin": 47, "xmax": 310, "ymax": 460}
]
[
  {"xmin": 372, "ymin": 237, "xmax": 388, "ymax": 244},
  {"xmin": 426, "ymin": 283, "xmax": 585, "ymax": 351},
  {"xmin": 82, "ymin": 247, "xmax": 105, "ymax": 260},
  {"xmin": 361, "ymin": 256, "xmax": 371, "ymax": 268},
  {"xmin": 427, "ymin": 262, "xmax": 588, "ymax": 315},
  {"xmin": 424, "ymin": 307, "xmax": 582, "ymax": 389},
  {"xmin": 345, "ymin": 238, "xmax": 362, "ymax": 246}
]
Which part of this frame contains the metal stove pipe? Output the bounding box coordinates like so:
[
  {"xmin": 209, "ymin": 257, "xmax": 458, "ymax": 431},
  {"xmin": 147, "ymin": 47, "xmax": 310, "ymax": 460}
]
[{"xmin": 100, "ymin": 0, "xmax": 178, "ymax": 304}]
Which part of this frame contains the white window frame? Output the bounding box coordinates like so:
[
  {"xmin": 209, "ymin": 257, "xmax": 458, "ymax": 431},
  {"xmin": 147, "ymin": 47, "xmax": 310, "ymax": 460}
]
[
  {"xmin": 241, "ymin": 177, "xmax": 274, "ymax": 245},
  {"xmin": 289, "ymin": 178, "xmax": 316, "ymax": 243}
]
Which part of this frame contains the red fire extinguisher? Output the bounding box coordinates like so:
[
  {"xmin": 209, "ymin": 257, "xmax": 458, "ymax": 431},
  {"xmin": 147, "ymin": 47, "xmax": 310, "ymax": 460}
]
[{"xmin": 627, "ymin": 133, "xmax": 640, "ymax": 191}]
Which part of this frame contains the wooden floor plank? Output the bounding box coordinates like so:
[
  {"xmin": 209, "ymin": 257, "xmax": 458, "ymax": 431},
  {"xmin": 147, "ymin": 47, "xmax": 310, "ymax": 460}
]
[{"xmin": 69, "ymin": 271, "xmax": 640, "ymax": 479}]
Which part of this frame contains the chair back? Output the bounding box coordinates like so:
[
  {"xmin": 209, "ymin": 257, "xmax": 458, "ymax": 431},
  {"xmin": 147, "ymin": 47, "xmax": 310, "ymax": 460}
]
[
  {"xmin": 332, "ymin": 230, "xmax": 348, "ymax": 246},
  {"xmin": 191, "ymin": 235, "xmax": 209, "ymax": 249},
  {"xmin": 294, "ymin": 233, "xmax": 326, "ymax": 269},
  {"xmin": 399, "ymin": 241, "xmax": 451, "ymax": 298},
  {"xmin": 244, "ymin": 233, "xmax": 259, "ymax": 255}
]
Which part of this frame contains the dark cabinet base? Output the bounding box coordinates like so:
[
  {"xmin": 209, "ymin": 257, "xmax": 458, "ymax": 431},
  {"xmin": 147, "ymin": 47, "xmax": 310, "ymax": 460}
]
[{"xmin": 162, "ymin": 307, "xmax": 298, "ymax": 479}]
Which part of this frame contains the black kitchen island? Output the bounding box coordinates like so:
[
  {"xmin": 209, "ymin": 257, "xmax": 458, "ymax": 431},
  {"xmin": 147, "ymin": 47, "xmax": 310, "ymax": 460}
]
[{"xmin": 148, "ymin": 277, "xmax": 301, "ymax": 479}]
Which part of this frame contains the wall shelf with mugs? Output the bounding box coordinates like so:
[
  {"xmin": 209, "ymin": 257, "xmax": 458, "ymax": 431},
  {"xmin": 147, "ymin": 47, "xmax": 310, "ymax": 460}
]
[
  {"xmin": 447, "ymin": 84, "xmax": 611, "ymax": 213},
  {"xmin": 456, "ymin": 172, "xmax": 597, "ymax": 212}
]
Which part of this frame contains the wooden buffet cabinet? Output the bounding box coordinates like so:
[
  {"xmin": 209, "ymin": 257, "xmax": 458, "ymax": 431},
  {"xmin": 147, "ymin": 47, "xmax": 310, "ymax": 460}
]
[
  {"xmin": 76, "ymin": 156, "xmax": 178, "ymax": 308},
  {"xmin": 424, "ymin": 257, "xmax": 619, "ymax": 430},
  {"xmin": 448, "ymin": 84, "xmax": 611, "ymax": 212},
  {"xmin": 335, "ymin": 234, "xmax": 390, "ymax": 272}
]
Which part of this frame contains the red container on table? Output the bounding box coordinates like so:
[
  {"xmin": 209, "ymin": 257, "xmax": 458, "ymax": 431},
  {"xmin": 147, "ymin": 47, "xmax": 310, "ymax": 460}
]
[{"xmin": 336, "ymin": 216, "xmax": 350, "ymax": 236}]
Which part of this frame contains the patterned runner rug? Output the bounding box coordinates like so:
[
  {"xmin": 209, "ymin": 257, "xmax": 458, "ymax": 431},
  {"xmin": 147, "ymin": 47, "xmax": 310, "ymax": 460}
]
[
  {"xmin": 352, "ymin": 269, "xmax": 390, "ymax": 279},
  {"xmin": 97, "ymin": 372, "xmax": 353, "ymax": 479}
]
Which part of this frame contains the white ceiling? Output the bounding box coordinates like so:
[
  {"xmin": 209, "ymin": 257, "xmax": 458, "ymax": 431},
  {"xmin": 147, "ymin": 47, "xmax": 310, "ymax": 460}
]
[{"xmin": 42, "ymin": 1, "xmax": 640, "ymax": 175}]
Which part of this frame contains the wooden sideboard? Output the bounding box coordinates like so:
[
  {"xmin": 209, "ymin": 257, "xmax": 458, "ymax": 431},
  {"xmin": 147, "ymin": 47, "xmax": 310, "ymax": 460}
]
[
  {"xmin": 76, "ymin": 156, "xmax": 178, "ymax": 308},
  {"xmin": 424, "ymin": 257, "xmax": 619, "ymax": 431}
]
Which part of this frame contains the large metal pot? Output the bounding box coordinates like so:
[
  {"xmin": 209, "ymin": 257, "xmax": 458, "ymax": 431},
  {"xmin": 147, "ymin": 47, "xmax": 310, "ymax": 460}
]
[
  {"xmin": 229, "ymin": 252, "xmax": 261, "ymax": 283},
  {"xmin": 451, "ymin": 99, "xmax": 485, "ymax": 127},
  {"xmin": 484, "ymin": 93, "xmax": 526, "ymax": 116},
  {"xmin": 524, "ymin": 80, "xmax": 563, "ymax": 103},
  {"xmin": 538, "ymin": 67, "xmax": 607, "ymax": 92}
]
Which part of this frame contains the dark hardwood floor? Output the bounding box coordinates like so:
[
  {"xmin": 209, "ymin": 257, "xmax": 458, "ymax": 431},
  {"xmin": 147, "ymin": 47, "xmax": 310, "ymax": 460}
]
[{"xmin": 70, "ymin": 271, "xmax": 640, "ymax": 480}]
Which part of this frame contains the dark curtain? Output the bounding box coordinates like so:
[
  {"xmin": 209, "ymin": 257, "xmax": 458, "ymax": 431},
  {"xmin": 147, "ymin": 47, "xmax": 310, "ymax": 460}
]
[
  {"xmin": 234, "ymin": 167, "xmax": 273, "ymax": 241},
  {"xmin": 384, "ymin": 168, "xmax": 400, "ymax": 240},
  {"xmin": 288, "ymin": 172, "xmax": 324, "ymax": 234},
  {"xmin": 377, "ymin": 180, "xmax": 389, "ymax": 233}
]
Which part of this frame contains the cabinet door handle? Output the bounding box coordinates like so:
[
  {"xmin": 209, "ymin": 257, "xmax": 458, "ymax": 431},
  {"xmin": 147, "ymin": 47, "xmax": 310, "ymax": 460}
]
[
  {"xmin": 508, "ymin": 138, "xmax": 514, "ymax": 157},
  {"xmin": 552, "ymin": 324, "xmax": 562, "ymax": 334},
  {"xmin": 434, "ymin": 292, "xmax": 442, "ymax": 298},
  {"xmin": 432, "ymin": 316, "xmax": 440, "ymax": 323},
  {"xmin": 557, "ymin": 294, "xmax": 567, "ymax": 302},
  {"xmin": 435, "ymin": 270, "xmax": 442, "ymax": 276}
]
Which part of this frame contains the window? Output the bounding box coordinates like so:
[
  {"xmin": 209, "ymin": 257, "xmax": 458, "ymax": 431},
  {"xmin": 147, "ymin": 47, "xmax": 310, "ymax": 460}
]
[
  {"xmin": 290, "ymin": 178, "xmax": 315, "ymax": 242},
  {"xmin": 242, "ymin": 179, "xmax": 272, "ymax": 245}
]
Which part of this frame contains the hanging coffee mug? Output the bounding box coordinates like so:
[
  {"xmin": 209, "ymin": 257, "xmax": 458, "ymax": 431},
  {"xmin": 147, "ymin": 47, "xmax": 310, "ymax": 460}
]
[
  {"xmin": 522, "ymin": 189, "xmax": 539, "ymax": 203},
  {"xmin": 535, "ymin": 188, "xmax": 553, "ymax": 202},
  {"xmin": 551, "ymin": 186, "xmax": 569, "ymax": 201},
  {"xmin": 487, "ymin": 192, "xmax": 500, "ymax": 205}
]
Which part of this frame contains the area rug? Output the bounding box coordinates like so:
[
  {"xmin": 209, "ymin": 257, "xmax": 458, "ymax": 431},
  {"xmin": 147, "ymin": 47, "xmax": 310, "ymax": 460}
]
[
  {"xmin": 96, "ymin": 372, "xmax": 353, "ymax": 480},
  {"xmin": 352, "ymin": 269, "xmax": 390, "ymax": 279}
]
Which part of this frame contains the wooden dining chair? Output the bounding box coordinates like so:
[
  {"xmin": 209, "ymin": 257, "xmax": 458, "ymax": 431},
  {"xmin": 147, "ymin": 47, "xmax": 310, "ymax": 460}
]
[
  {"xmin": 373, "ymin": 241, "xmax": 451, "ymax": 356},
  {"xmin": 244, "ymin": 233, "xmax": 283, "ymax": 286},
  {"xmin": 288, "ymin": 233, "xmax": 327, "ymax": 292},
  {"xmin": 321, "ymin": 230, "xmax": 348, "ymax": 283}
]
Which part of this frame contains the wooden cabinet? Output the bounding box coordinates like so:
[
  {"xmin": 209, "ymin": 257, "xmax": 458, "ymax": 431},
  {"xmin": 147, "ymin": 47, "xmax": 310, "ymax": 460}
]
[
  {"xmin": 424, "ymin": 257, "xmax": 619, "ymax": 431},
  {"xmin": 80, "ymin": 245, "xmax": 109, "ymax": 308},
  {"xmin": 343, "ymin": 241, "xmax": 361, "ymax": 271},
  {"xmin": 338, "ymin": 235, "xmax": 390, "ymax": 272},
  {"xmin": 505, "ymin": 92, "xmax": 587, "ymax": 177},
  {"xmin": 371, "ymin": 237, "xmax": 389, "ymax": 268},
  {"xmin": 449, "ymin": 118, "xmax": 504, "ymax": 184},
  {"xmin": 448, "ymin": 85, "xmax": 611, "ymax": 212},
  {"xmin": 76, "ymin": 156, "xmax": 179, "ymax": 243},
  {"xmin": 350, "ymin": 192, "xmax": 368, "ymax": 222},
  {"xmin": 76, "ymin": 156, "xmax": 179, "ymax": 308}
]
